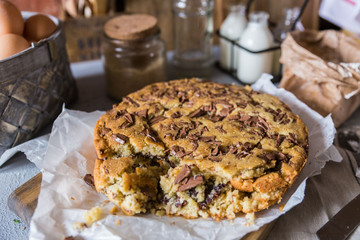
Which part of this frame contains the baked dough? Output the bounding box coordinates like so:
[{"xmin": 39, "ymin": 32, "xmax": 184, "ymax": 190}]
[{"xmin": 93, "ymin": 78, "xmax": 308, "ymax": 220}]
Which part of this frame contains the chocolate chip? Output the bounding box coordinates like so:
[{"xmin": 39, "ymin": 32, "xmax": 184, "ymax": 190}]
[
  {"xmin": 171, "ymin": 146, "xmax": 188, "ymax": 158},
  {"xmin": 207, "ymin": 184, "xmax": 225, "ymax": 203},
  {"xmin": 140, "ymin": 185, "xmax": 156, "ymax": 198},
  {"xmin": 200, "ymin": 126, "xmax": 209, "ymax": 134},
  {"xmin": 288, "ymin": 133, "xmax": 299, "ymax": 145},
  {"xmin": 199, "ymin": 136, "xmax": 215, "ymax": 142},
  {"xmin": 179, "ymin": 127, "xmax": 187, "ymax": 139},
  {"xmin": 120, "ymin": 113, "xmax": 135, "ymax": 129},
  {"xmin": 242, "ymin": 142, "xmax": 253, "ymax": 151},
  {"xmin": 194, "ymin": 121, "xmax": 201, "ymax": 129},
  {"xmin": 208, "ymin": 156, "xmax": 221, "ymax": 162},
  {"xmin": 149, "ymin": 116, "xmax": 166, "ymax": 125},
  {"xmin": 258, "ymin": 152, "xmax": 290, "ymax": 162},
  {"xmin": 202, "ymin": 103, "xmax": 216, "ymax": 113},
  {"xmin": 282, "ymin": 119, "xmax": 291, "ymax": 124},
  {"xmin": 122, "ymin": 97, "xmax": 140, "ymax": 107},
  {"xmin": 236, "ymin": 102, "xmax": 247, "ymax": 109},
  {"xmin": 188, "ymin": 109, "xmax": 207, "ymax": 118},
  {"xmin": 236, "ymin": 151, "xmax": 249, "ymax": 158},
  {"xmin": 214, "ymin": 99, "xmax": 233, "ymax": 108},
  {"xmin": 248, "ymin": 129, "xmax": 262, "ymax": 137},
  {"xmin": 211, "ymin": 146, "xmax": 220, "ymax": 156},
  {"xmin": 240, "ymin": 115, "xmax": 252, "ymax": 123},
  {"xmin": 257, "ymin": 116, "xmax": 269, "ymax": 130},
  {"xmin": 144, "ymin": 128, "xmax": 159, "ymax": 143},
  {"xmin": 198, "ymin": 202, "xmax": 207, "ymax": 210},
  {"xmin": 114, "ymin": 110, "xmax": 127, "ymax": 119},
  {"xmin": 84, "ymin": 174, "xmax": 95, "ymax": 187},
  {"xmin": 219, "ymin": 108, "xmax": 230, "ymax": 117},
  {"xmin": 199, "ymin": 183, "xmax": 225, "ymax": 208},
  {"xmin": 178, "ymin": 175, "xmax": 204, "ymax": 192},
  {"xmin": 171, "ymin": 112, "xmax": 182, "ymax": 118},
  {"xmin": 111, "ymin": 133, "xmax": 129, "ymax": 145},
  {"xmin": 188, "ymin": 188, "xmax": 198, "ymax": 198},
  {"xmin": 271, "ymin": 133, "xmax": 286, "ymax": 148},
  {"xmin": 178, "ymin": 94, "xmax": 188, "ymax": 103},
  {"xmin": 174, "ymin": 165, "xmax": 191, "ymax": 184},
  {"xmin": 170, "ymin": 123, "xmax": 179, "ymax": 131},
  {"xmin": 162, "ymin": 196, "xmax": 169, "ymax": 205},
  {"xmin": 215, "ymin": 125, "xmax": 227, "ymax": 134},
  {"xmin": 209, "ymin": 114, "xmax": 224, "ymax": 122},
  {"xmin": 175, "ymin": 197, "xmax": 188, "ymax": 208},
  {"xmin": 188, "ymin": 133, "xmax": 199, "ymax": 141},
  {"xmin": 228, "ymin": 114, "xmax": 240, "ymax": 121},
  {"xmin": 228, "ymin": 145, "xmax": 237, "ymax": 154},
  {"xmin": 100, "ymin": 126, "xmax": 111, "ymax": 136},
  {"xmin": 136, "ymin": 109, "xmax": 148, "ymax": 119}
]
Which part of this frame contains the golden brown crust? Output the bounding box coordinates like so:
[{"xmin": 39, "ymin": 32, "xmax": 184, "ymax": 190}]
[{"xmin": 93, "ymin": 78, "xmax": 309, "ymax": 220}]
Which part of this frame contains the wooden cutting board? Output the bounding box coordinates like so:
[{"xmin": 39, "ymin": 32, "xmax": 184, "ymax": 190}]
[{"xmin": 8, "ymin": 173, "xmax": 276, "ymax": 239}]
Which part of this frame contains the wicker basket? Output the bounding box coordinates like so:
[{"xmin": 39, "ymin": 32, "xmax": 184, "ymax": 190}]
[{"xmin": 0, "ymin": 12, "xmax": 77, "ymax": 155}]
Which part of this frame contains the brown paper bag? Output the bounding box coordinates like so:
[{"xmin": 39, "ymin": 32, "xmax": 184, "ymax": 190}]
[{"xmin": 279, "ymin": 30, "xmax": 360, "ymax": 127}]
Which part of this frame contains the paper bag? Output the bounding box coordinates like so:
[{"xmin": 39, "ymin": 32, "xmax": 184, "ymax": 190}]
[{"xmin": 279, "ymin": 30, "xmax": 360, "ymax": 127}]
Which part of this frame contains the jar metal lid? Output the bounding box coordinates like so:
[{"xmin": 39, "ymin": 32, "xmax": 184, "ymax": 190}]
[{"xmin": 104, "ymin": 14, "xmax": 159, "ymax": 40}]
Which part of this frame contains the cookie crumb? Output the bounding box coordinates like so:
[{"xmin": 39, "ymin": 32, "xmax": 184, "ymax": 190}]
[
  {"xmin": 73, "ymin": 222, "xmax": 88, "ymax": 231},
  {"xmin": 279, "ymin": 204, "xmax": 285, "ymax": 212},
  {"xmin": 244, "ymin": 213, "xmax": 256, "ymax": 226},
  {"xmin": 115, "ymin": 219, "xmax": 121, "ymax": 225},
  {"xmin": 110, "ymin": 206, "xmax": 119, "ymax": 215},
  {"xmin": 104, "ymin": 200, "xmax": 110, "ymax": 203},
  {"xmin": 83, "ymin": 207, "xmax": 103, "ymax": 226},
  {"xmin": 64, "ymin": 236, "xmax": 75, "ymax": 240},
  {"xmin": 70, "ymin": 196, "xmax": 75, "ymax": 200}
]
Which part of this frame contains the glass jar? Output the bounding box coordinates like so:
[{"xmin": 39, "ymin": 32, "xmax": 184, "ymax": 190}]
[
  {"xmin": 102, "ymin": 14, "xmax": 167, "ymax": 100},
  {"xmin": 172, "ymin": 0, "xmax": 214, "ymax": 69},
  {"xmin": 273, "ymin": 7, "xmax": 301, "ymax": 43}
]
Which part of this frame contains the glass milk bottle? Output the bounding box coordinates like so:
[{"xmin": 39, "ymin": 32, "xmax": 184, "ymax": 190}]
[
  {"xmin": 237, "ymin": 12, "xmax": 273, "ymax": 84},
  {"xmin": 219, "ymin": 4, "xmax": 247, "ymax": 71}
]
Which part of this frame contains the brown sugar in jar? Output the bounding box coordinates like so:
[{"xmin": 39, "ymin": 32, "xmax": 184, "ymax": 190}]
[{"xmin": 102, "ymin": 14, "xmax": 167, "ymax": 100}]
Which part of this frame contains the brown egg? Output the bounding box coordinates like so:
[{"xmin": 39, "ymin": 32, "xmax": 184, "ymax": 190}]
[
  {"xmin": 0, "ymin": 0, "xmax": 24, "ymax": 35},
  {"xmin": 0, "ymin": 34, "xmax": 30, "ymax": 60},
  {"xmin": 24, "ymin": 14, "xmax": 57, "ymax": 43}
]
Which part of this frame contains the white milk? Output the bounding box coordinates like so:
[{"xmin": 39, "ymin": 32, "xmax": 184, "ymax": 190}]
[
  {"xmin": 237, "ymin": 12, "xmax": 273, "ymax": 84},
  {"xmin": 219, "ymin": 4, "xmax": 247, "ymax": 71}
]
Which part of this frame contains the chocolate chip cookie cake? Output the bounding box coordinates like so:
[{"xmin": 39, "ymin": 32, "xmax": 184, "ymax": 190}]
[{"xmin": 93, "ymin": 78, "xmax": 308, "ymax": 220}]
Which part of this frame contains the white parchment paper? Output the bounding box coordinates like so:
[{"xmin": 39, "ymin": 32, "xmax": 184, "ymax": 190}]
[{"xmin": 22, "ymin": 74, "xmax": 341, "ymax": 239}]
